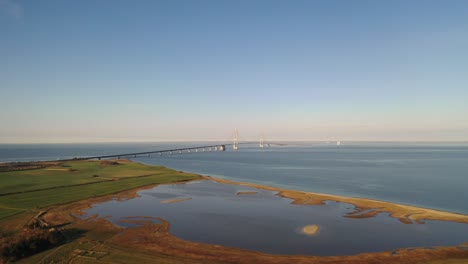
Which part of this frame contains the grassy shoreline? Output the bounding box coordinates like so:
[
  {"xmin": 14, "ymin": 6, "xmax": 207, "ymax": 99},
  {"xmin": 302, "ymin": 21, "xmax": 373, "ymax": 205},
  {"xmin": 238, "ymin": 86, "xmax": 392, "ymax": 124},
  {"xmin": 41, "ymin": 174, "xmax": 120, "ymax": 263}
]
[
  {"xmin": 0, "ymin": 160, "xmax": 201, "ymax": 221},
  {"xmin": 1, "ymin": 159, "xmax": 467, "ymax": 263}
]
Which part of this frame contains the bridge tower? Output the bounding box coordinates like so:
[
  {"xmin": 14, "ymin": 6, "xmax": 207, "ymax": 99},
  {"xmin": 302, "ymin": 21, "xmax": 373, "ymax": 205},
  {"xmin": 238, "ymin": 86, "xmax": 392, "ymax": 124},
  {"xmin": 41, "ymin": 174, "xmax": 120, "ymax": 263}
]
[{"xmin": 233, "ymin": 129, "xmax": 239, "ymax": 151}]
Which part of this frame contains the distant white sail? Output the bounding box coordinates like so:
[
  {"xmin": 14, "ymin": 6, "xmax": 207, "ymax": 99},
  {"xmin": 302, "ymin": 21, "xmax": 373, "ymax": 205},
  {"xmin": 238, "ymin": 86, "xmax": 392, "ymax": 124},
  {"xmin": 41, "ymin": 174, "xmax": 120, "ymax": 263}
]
[{"xmin": 337, "ymin": 141, "xmax": 341, "ymax": 146}]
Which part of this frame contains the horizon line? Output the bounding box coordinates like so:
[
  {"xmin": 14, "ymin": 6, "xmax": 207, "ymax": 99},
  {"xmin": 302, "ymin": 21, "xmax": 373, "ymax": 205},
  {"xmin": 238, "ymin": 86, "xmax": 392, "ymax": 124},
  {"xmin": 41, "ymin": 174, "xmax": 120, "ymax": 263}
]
[{"xmin": 1, "ymin": 140, "xmax": 468, "ymax": 145}]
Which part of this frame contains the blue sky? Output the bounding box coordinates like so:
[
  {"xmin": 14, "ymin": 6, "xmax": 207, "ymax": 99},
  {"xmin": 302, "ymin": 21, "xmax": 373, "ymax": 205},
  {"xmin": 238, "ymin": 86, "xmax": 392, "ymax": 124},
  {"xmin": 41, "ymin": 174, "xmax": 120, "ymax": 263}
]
[{"xmin": 1, "ymin": 0, "xmax": 467, "ymax": 143}]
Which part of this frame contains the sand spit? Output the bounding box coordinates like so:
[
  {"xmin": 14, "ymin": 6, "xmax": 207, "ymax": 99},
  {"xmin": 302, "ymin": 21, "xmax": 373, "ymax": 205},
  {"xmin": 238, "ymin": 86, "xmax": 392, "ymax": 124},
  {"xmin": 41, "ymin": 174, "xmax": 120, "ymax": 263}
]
[{"xmin": 205, "ymin": 176, "xmax": 468, "ymax": 224}]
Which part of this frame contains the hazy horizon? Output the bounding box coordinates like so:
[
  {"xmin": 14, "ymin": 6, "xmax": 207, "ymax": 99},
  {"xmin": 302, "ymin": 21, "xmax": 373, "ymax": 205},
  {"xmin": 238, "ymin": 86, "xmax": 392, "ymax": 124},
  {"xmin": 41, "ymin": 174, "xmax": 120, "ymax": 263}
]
[
  {"xmin": 1, "ymin": 1, "xmax": 467, "ymax": 143},
  {"xmin": 1, "ymin": 139, "xmax": 468, "ymax": 145}
]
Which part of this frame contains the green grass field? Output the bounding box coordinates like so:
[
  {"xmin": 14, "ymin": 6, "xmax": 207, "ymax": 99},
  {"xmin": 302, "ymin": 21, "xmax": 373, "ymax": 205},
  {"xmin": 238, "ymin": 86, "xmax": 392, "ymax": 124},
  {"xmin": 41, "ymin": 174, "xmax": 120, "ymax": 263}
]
[{"xmin": 0, "ymin": 160, "xmax": 201, "ymax": 221}]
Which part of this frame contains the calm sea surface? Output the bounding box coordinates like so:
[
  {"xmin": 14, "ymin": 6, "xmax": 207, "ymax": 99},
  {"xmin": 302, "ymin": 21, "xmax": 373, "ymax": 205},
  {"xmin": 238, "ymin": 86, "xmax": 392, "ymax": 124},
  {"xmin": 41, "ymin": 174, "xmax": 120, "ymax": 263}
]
[{"xmin": 1, "ymin": 142, "xmax": 467, "ymax": 214}]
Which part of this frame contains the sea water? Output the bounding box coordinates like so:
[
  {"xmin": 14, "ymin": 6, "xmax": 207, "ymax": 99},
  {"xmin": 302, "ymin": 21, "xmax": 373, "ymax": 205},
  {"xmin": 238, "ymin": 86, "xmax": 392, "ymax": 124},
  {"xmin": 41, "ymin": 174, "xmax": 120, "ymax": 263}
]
[{"xmin": 1, "ymin": 142, "xmax": 467, "ymax": 214}]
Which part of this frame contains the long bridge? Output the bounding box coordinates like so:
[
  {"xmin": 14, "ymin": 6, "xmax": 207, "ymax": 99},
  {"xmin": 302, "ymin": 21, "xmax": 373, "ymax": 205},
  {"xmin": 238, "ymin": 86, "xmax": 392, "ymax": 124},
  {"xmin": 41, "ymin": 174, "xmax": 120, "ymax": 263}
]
[
  {"xmin": 64, "ymin": 143, "xmax": 230, "ymax": 161},
  {"xmin": 60, "ymin": 130, "xmax": 282, "ymax": 162},
  {"xmin": 61, "ymin": 142, "xmax": 274, "ymax": 162}
]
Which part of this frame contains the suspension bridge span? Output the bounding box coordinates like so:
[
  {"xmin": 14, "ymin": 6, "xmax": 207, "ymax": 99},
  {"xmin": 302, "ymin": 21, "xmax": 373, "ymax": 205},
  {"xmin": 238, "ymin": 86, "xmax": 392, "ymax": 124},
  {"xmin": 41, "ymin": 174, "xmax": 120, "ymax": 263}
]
[
  {"xmin": 60, "ymin": 142, "xmax": 275, "ymax": 162},
  {"xmin": 58, "ymin": 130, "xmax": 282, "ymax": 162}
]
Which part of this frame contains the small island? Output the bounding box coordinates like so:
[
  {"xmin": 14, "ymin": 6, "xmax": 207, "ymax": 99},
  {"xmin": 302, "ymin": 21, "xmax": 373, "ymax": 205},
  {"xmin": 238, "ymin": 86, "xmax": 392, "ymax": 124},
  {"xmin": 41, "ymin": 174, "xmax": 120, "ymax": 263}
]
[{"xmin": 301, "ymin": 225, "xmax": 320, "ymax": 235}]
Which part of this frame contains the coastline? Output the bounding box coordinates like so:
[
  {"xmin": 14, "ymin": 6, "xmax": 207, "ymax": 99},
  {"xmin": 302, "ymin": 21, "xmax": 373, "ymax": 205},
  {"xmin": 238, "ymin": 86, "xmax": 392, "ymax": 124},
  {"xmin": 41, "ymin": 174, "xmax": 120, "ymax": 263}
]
[
  {"xmin": 39, "ymin": 174, "xmax": 468, "ymax": 264},
  {"xmin": 204, "ymin": 176, "xmax": 468, "ymax": 224},
  {"xmin": 1, "ymin": 160, "xmax": 468, "ymax": 263}
]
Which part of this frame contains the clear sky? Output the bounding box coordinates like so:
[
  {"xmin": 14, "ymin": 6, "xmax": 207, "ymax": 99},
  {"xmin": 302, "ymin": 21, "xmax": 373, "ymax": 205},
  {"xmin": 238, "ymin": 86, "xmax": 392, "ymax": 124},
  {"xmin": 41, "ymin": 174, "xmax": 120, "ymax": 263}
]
[{"xmin": 1, "ymin": 0, "xmax": 467, "ymax": 143}]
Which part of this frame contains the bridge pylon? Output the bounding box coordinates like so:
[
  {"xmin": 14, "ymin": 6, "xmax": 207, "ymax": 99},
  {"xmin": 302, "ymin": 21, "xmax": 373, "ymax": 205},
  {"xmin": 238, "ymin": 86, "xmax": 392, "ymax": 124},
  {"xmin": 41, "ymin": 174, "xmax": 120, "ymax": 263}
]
[{"xmin": 233, "ymin": 128, "xmax": 239, "ymax": 151}]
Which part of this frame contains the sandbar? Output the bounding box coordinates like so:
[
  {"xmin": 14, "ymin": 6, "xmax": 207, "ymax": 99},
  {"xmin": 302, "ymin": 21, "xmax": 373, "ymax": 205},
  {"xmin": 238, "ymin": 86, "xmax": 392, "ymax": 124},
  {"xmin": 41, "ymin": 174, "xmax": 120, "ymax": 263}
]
[
  {"xmin": 160, "ymin": 197, "xmax": 192, "ymax": 204},
  {"xmin": 236, "ymin": 191, "xmax": 258, "ymax": 195},
  {"xmin": 301, "ymin": 225, "xmax": 320, "ymax": 235},
  {"xmin": 205, "ymin": 176, "xmax": 468, "ymax": 224}
]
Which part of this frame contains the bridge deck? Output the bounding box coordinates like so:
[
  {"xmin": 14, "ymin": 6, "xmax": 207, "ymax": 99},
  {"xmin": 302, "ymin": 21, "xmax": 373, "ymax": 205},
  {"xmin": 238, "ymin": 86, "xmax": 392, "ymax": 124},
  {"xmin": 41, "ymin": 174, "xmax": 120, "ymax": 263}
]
[
  {"xmin": 56, "ymin": 142, "xmax": 284, "ymax": 162},
  {"xmin": 58, "ymin": 144, "xmax": 232, "ymax": 161}
]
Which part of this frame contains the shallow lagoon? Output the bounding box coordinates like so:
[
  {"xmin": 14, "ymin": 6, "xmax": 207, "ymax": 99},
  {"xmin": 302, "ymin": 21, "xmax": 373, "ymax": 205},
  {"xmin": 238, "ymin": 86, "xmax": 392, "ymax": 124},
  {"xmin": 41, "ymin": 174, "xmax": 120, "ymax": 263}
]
[{"xmin": 85, "ymin": 180, "xmax": 468, "ymax": 256}]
